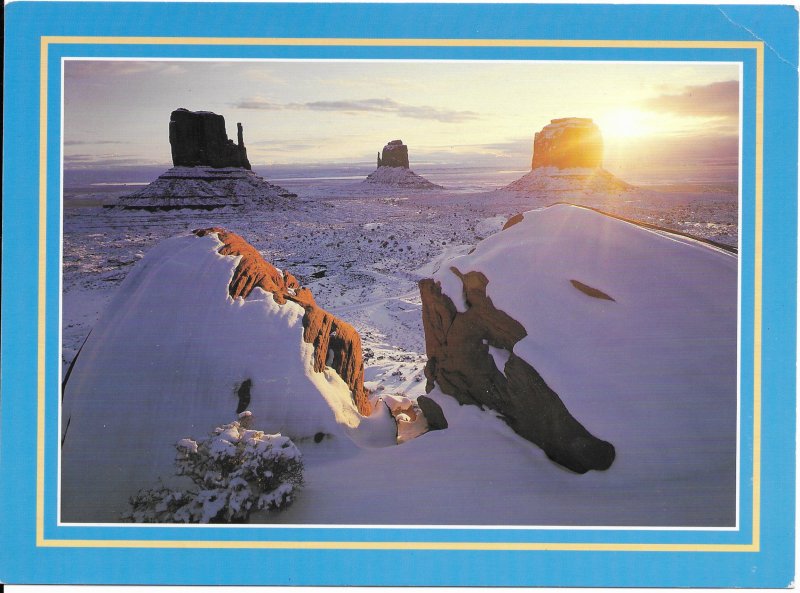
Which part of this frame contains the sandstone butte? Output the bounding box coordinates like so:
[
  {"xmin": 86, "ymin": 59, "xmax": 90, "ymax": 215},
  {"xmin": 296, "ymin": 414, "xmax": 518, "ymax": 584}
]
[
  {"xmin": 419, "ymin": 267, "xmax": 615, "ymax": 474},
  {"xmin": 376, "ymin": 139, "xmax": 410, "ymax": 168},
  {"xmin": 170, "ymin": 108, "xmax": 251, "ymax": 169},
  {"xmin": 531, "ymin": 117, "xmax": 603, "ymax": 170},
  {"xmin": 193, "ymin": 228, "xmax": 370, "ymax": 416}
]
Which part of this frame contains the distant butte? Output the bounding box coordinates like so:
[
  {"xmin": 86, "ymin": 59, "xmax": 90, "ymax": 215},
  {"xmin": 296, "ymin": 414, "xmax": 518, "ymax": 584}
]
[
  {"xmin": 169, "ymin": 108, "xmax": 251, "ymax": 170},
  {"xmin": 531, "ymin": 117, "xmax": 603, "ymax": 170},
  {"xmin": 503, "ymin": 117, "xmax": 631, "ymax": 194},
  {"xmin": 116, "ymin": 108, "xmax": 295, "ymax": 210},
  {"xmin": 365, "ymin": 139, "xmax": 442, "ymax": 189},
  {"xmin": 376, "ymin": 139, "xmax": 410, "ymax": 169}
]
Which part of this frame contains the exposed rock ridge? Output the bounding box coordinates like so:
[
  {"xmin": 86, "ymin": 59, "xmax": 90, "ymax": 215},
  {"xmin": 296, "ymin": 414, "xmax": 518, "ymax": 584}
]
[
  {"xmin": 170, "ymin": 108, "xmax": 251, "ymax": 169},
  {"xmin": 193, "ymin": 228, "xmax": 370, "ymax": 416},
  {"xmin": 502, "ymin": 213, "xmax": 525, "ymax": 230},
  {"xmin": 419, "ymin": 269, "xmax": 615, "ymax": 474}
]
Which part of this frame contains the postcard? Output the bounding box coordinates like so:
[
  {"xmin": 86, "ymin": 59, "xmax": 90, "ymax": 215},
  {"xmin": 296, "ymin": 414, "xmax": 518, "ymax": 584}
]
[{"xmin": 1, "ymin": 1, "xmax": 797, "ymax": 587}]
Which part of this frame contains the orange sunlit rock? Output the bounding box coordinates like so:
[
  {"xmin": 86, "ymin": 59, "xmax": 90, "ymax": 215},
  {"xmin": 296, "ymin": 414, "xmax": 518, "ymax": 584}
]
[
  {"xmin": 531, "ymin": 118, "xmax": 603, "ymax": 170},
  {"xmin": 194, "ymin": 227, "xmax": 370, "ymax": 416}
]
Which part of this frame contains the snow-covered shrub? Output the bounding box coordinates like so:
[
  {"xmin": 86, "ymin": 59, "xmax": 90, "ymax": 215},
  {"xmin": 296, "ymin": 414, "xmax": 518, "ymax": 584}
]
[{"xmin": 124, "ymin": 412, "xmax": 303, "ymax": 523}]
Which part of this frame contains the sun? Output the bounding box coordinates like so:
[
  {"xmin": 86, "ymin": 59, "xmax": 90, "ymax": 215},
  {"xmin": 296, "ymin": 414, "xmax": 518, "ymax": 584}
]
[{"xmin": 596, "ymin": 108, "xmax": 655, "ymax": 139}]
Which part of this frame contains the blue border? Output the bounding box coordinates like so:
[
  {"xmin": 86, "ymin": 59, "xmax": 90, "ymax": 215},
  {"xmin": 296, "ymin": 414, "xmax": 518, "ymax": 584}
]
[
  {"xmin": 2, "ymin": 2, "xmax": 797, "ymax": 587},
  {"xmin": 41, "ymin": 40, "xmax": 759, "ymax": 547}
]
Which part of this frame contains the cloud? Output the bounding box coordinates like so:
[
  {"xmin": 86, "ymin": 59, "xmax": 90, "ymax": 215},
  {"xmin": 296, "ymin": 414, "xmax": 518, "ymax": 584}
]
[
  {"xmin": 641, "ymin": 80, "xmax": 739, "ymax": 118},
  {"xmin": 65, "ymin": 61, "xmax": 186, "ymax": 78},
  {"xmin": 460, "ymin": 138, "xmax": 532, "ymax": 154},
  {"xmin": 233, "ymin": 96, "xmax": 480, "ymax": 123},
  {"xmin": 234, "ymin": 97, "xmax": 284, "ymax": 110}
]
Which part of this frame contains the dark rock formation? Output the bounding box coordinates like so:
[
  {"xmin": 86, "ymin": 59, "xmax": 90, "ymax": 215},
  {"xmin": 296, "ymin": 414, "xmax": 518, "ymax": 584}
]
[
  {"xmin": 417, "ymin": 395, "xmax": 447, "ymax": 431},
  {"xmin": 502, "ymin": 213, "xmax": 524, "ymax": 230},
  {"xmin": 193, "ymin": 228, "xmax": 370, "ymax": 416},
  {"xmin": 366, "ymin": 139, "xmax": 443, "ymax": 188},
  {"xmin": 570, "ymin": 279, "xmax": 615, "ymax": 301},
  {"xmin": 531, "ymin": 118, "xmax": 603, "ymax": 170},
  {"xmin": 114, "ymin": 108, "xmax": 302, "ymax": 210},
  {"xmin": 169, "ymin": 108, "xmax": 251, "ymax": 169},
  {"xmin": 419, "ymin": 270, "xmax": 615, "ymax": 474},
  {"xmin": 377, "ymin": 139, "xmax": 410, "ymax": 168}
]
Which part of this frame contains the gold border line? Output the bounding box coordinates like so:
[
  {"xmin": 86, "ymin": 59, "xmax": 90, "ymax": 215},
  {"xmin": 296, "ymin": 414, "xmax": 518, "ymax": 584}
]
[
  {"xmin": 38, "ymin": 36, "xmax": 764, "ymax": 552},
  {"xmin": 751, "ymin": 40, "xmax": 764, "ymax": 553},
  {"xmin": 37, "ymin": 36, "xmax": 49, "ymax": 548}
]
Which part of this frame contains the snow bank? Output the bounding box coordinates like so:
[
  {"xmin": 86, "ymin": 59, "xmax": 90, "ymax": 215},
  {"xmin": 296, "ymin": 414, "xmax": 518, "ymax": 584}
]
[
  {"xmin": 61, "ymin": 232, "xmax": 388, "ymax": 522},
  {"xmin": 434, "ymin": 204, "xmax": 737, "ymax": 486}
]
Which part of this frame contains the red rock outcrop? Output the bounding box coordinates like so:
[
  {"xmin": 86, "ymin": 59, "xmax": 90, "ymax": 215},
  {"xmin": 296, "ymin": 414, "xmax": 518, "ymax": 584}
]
[
  {"xmin": 419, "ymin": 269, "xmax": 615, "ymax": 474},
  {"xmin": 194, "ymin": 228, "xmax": 370, "ymax": 415},
  {"xmin": 531, "ymin": 118, "xmax": 603, "ymax": 170},
  {"xmin": 502, "ymin": 213, "xmax": 524, "ymax": 230},
  {"xmin": 170, "ymin": 108, "xmax": 251, "ymax": 169}
]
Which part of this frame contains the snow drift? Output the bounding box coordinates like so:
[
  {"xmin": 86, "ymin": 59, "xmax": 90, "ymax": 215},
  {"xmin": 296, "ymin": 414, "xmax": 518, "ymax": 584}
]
[
  {"xmin": 422, "ymin": 205, "xmax": 737, "ymax": 491},
  {"xmin": 61, "ymin": 229, "xmax": 391, "ymax": 522}
]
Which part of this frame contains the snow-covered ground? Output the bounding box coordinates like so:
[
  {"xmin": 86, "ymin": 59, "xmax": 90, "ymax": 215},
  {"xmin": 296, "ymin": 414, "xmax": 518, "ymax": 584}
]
[
  {"xmin": 61, "ymin": 232, "xmax": 395, "ymax": 522},
  {"xmin": 430, "ymin": 204, "xmax": 737, "ymax": 522},
  {"xmin": 61, "ymin": 166, "xmax": 739, "ymax": 526},
  {"xmin": 363, "ymin": 166, "xmax": 442, "ymax": 189},
  {"xmin": 116, "ymin": 166, "xmax": 297, "ymax": 209}
]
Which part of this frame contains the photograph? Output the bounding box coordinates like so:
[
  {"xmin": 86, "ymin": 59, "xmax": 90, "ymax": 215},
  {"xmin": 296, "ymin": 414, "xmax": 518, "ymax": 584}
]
[{"xmin": 60, "ymin": 59, "xmax": 740, "ymax": 527}]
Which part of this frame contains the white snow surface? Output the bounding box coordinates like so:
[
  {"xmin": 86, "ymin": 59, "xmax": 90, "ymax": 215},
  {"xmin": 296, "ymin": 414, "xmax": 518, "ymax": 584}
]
[
  {"xmin": 117, "ymin": 166, "xmax": 295, "ymax": 208},
  {"xmin": 61, "ymin": 167, "xmax": 740, "ymax": 526},
  {"xmin": 486, "ymin": 343, "xmax": 510, "ymax": 376},
  {"xmin": 505, "ymin": 166, "xmax": 632, "ymax": 194},
  {"xmin": 61, "ymin": 232, "xmax": 387, "ymax": 522},
  {"xmin": 364, "ymin": 167, "xmax": 442, "ymax": 189},
  {"xmin": 434, "ymin": 204, "xmax": 737, "ymax": 510}
]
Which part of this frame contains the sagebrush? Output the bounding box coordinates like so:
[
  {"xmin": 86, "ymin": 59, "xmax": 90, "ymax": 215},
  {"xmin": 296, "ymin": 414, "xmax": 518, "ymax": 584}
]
[{"xmin": 124, "ymin": 411, "xmax": 303, "ymax": 523}]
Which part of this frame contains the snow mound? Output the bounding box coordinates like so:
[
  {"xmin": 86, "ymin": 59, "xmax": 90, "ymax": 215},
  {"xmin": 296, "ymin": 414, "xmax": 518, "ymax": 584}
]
[
  {"xmin": 116, "ymin": 166, "xmax": 297, "ymax": 210},
  {"xmin": 504, "ymin": 166, "xmax": 632, "ymax": 195},
  {"xmin": 363, "ymin": 166, "xmax": 442, "ymax": 189},
  {"xmin": 432, "ymin": 205, "xmax": 737, "ymax": 502},
  {"xmin": 61, "ymin": 231, "xmax": 391, "ymax": 522}
]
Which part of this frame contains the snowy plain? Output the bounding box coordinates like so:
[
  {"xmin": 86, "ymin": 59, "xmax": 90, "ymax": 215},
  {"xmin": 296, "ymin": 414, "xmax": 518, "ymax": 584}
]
[{"xmin": 61, "ymin": 164, "xmax": 739, "ymax": 526}]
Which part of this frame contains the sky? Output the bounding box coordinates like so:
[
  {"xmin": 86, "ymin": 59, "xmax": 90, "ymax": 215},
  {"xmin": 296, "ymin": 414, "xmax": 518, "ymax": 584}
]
[{"xmin": 64, "ymin": 60, "xmax": 740, "ymax": 182}]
